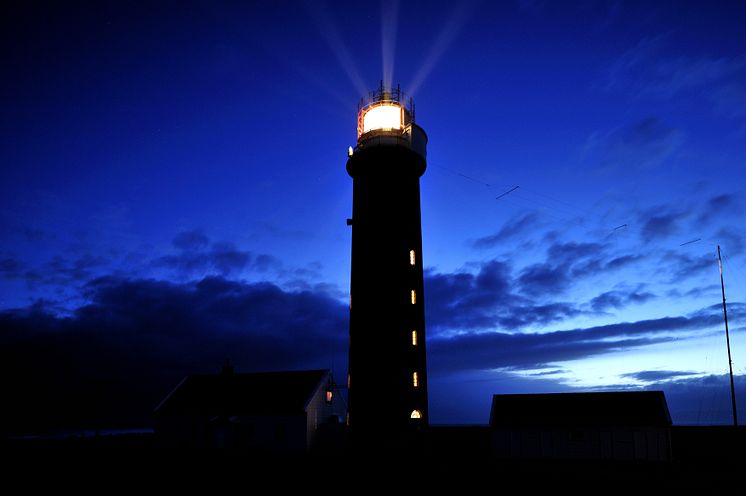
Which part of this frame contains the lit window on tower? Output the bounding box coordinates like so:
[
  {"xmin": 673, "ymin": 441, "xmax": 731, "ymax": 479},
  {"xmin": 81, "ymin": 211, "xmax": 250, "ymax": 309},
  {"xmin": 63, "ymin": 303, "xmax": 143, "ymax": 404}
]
[
  {"xmin": 326, "ymin": 390, "xmax": 333, "ymax": 403},
  {"xmin": 409, "ymin": 249, "xmax": 416, "ymax": 266},
  {"xmin": 413, "ymin": 371, "xmax": 419, "ymax": 387},
  {"xmin": 412, "ymin": 330, "xmax": 418, "ymax": 346},
  {"xmin": 411, "ymin": 410, "xmax": 422, "ymax": 419},
  {"xmin": 410, "ymin": 290, "xmax": 416, "ymax": 304}
]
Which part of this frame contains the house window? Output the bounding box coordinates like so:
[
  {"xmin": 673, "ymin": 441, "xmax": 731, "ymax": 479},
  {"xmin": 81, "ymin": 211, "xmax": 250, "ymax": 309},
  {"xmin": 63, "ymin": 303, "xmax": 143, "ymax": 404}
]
[
  {"xmin": 413, "ymin": 371, "xmax": 419, "ymax": 388},
  {"xmin": 410, "ymin": 290, "xmax": 416, "ymax": 305},
  {"xmin": 409, "ymin": 250, "xmax": 416, "ymax": 266},
  {"xmin": 411, "ymin": 410, "xmax": 422, "ymax": 419},
  {"xmin": 412, "ymin": 330, "xmax": 418, "ymax": 346}
]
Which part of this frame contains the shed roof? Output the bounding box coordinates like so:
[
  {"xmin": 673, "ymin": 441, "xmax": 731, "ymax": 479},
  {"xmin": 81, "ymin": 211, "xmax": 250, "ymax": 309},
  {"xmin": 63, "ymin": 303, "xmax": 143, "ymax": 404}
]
[{"xmin": 156, "ymin": 369, "xmax": 330, "ymax": 416}]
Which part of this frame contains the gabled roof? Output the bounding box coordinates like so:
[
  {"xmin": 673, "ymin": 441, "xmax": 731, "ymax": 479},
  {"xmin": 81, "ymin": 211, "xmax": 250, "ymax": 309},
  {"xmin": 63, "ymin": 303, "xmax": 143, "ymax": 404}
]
[
  {"xmin": 489, "ymin": 391, "xmax": 671, "ymax": 427},
  {"xmin": 155, "ymin": 369, "xmax": 330, "ymax": 416}
]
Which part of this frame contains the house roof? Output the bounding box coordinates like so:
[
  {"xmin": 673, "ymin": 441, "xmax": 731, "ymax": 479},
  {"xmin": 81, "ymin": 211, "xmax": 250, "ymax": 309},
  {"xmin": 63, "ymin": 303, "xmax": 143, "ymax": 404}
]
[
  {"xmin": 155, "ymin": 369, "xmax": 330, "ymax": 416},
  {"xmin": 489, "ymin": 391, "xmax": 672, "ymax": 427}
]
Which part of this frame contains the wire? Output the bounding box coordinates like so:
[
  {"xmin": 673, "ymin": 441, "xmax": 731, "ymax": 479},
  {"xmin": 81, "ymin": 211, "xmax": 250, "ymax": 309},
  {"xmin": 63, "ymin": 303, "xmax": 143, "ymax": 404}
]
[{"xmin": 495, "ymin": 186, "xmax": 519, "ymax": 200}]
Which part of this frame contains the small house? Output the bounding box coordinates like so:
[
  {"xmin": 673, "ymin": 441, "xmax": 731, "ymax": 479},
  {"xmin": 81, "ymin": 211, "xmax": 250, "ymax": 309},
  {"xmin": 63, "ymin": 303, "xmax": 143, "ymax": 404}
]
[{"xmin": 155, "ymin": 366, "xmax": 344, "ymax": 454}]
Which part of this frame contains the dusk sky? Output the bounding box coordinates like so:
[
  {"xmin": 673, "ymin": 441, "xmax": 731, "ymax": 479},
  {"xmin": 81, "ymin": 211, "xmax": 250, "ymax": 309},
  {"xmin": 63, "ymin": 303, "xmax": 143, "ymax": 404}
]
[{"xmin": 2, "ymin": 0, "xmax": 746, "ymax": 432}]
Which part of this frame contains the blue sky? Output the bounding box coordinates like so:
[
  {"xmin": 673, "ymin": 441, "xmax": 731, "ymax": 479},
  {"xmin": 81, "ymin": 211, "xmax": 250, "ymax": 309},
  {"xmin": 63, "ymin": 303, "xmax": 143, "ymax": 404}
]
[{"xmin": 1, "ymin": 0, "xmax": 745, "ymax": 430}]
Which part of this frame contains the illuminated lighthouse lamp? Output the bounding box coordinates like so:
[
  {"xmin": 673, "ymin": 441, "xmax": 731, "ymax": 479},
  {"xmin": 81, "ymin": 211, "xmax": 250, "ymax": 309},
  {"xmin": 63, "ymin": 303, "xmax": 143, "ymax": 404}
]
[
  {"xmin": 355, "ymin": 83, "xmax": 418, "ymax": 141},
  {"xmin": 361, "ymin": 103, "xmax": 403, "ymax": 135}
]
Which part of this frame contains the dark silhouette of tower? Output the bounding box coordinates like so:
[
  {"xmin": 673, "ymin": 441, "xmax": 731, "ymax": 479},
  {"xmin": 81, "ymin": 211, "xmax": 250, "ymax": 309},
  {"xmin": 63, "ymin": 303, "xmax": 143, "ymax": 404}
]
[{"xmin": 346, "ymin": 83, "xmax": 429, "ymax": 442}]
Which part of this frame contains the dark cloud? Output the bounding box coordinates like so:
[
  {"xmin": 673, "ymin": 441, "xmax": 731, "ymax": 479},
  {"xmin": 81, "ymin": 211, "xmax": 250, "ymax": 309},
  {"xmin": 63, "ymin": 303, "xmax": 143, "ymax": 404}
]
[
  {"xmin": 609, "ymin": 374, "xmax": 746, "ymax": 425},
  {"xmin": 518, "ymin": 241, "xmax": 609, "ymax": 294},
  {"xmin": 712, "ymin": 79, "xmax": 746, "ymax": 116},
  {"xmin": 605, "ymin": 254, "xmax": 645, "ymax": 270},
  {"xmin": 668, "ymin": 285, "xmax": 720, "ymax": 300},
  {"xmin": 714, "ymin": 228, "xmax": 744, "ymax": 256},
  {"xmin": 0, "ymin": 276, "xmax": 347, "ymax": 434},
  {"xmin": 424, "ymin": 260, "xmax": 584, "ymax": 334},
  {"xmin": 584, "ymin": 117, "xmax": 683, "ymax": 171},
  {"xmin": 0, "ymin": 258, "xmax": 22, "ymax": 278},
  {"xmin": 156, "ymin": 230, "xmax": 283, "ymax": 277},
  {"xmin": 527, "ymin": 369, "xmax": 565, "ymax": 376},
  {"xmin": 589, "ymin": 289, "xmax": 656, "ymax": 312},
  {"xmin": 639, "ymin": 209, "xmax": 687, "ymax": 242},
  {"xmin": 650, "ymin": 374, "xmax": 746, "ymax": 425},
  {"xmin": 47, "ymin": 254, "xmax": 109, "ymax": 282},
  {"xmin": 621, "ymin": 370, "xmax": 701, "ymax": 382},
  {"xmin": 155, "ymin": 242, "xmax": 274, "ymax": 276},
  {"xmin": 172, "ymin": 229, "xmax": 209, "ymax": 251},
  {"xmin": 603, "ymin": 36, "xmax": 745, "ymax": 99},
  {"xmin": 518, "ymin": 263, "xmax": 570, "ymax": 296},
  {"xmin": 548, "ymin": 241, "xmax": 603, "ymax": 263},
  {"xmin": 472, "ymin": 211, "xmax": 540, "ymax": 249},
  {"xmin": 668, "ymin": 251, "xmax": 717, "ymax": 282},
  {"xmin": 428, "ymin": 303, "xmax": 743, "ymax": 373},
  {"xmin": 696, "ymin": 194, "xmax": 737, "ymax": 224},
  {"xmin": 425, "ymin": 261, "xmax": 515, "ymax": 332}
]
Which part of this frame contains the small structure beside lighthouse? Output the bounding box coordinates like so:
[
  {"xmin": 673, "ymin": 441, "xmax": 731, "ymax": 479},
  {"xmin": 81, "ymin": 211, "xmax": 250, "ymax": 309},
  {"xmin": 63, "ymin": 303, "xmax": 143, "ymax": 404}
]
[{"xmin": 346, "ymin": 83, "xmax": 429, "ymax": 441}]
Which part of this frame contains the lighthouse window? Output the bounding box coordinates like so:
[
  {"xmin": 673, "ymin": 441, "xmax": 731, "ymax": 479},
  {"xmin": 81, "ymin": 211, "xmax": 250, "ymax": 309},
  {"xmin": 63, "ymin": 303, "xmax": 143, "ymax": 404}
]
[
  {"xmin": 412, "ymin": 330, "xmax": 418, "ymax": 346},
  {"xmin": 409, "ymin": 250, "xmax": 416, "ymax": 266},
  {"xmin": 410, "ymin": 290, "xmax": 416, "ymax": 305},
  {"xmin": 413, "ymin": 371, "xmax": 419, "ymax": 387},
  {"xmin": 411, "ymin": 410, "xmax": 422, "ymax": 419}
]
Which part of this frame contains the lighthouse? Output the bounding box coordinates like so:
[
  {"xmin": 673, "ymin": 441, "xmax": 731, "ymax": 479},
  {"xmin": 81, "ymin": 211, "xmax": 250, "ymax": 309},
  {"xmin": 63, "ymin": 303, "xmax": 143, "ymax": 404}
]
[{"xmin": 346, "ymin": 83, "xmax": 429, "ymax": 440}]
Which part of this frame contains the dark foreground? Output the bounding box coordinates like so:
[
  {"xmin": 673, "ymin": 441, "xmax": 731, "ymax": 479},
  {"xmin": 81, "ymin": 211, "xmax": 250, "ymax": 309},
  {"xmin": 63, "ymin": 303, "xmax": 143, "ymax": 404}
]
[{"xmin": 3, "ymin": 426, "xmax": 745, "ymax": 489}]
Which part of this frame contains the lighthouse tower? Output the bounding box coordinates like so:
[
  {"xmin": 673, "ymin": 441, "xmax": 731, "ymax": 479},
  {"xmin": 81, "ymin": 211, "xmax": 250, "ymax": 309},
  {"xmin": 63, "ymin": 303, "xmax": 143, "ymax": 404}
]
[{"xmin": 346, "ymin": 83, "xmax": 429, "ymax": 440}]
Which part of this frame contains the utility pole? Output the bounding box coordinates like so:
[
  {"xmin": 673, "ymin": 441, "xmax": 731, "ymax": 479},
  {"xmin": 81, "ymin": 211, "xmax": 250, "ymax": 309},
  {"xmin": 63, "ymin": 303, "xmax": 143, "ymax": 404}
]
[{"xmin": 717, "ymin": 245, "xmax": 738, "ymax": 427}]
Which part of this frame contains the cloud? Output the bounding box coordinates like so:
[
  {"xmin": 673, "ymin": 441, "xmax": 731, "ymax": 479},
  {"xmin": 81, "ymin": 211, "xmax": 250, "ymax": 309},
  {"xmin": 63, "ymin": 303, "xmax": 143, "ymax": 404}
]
[
  {"xmin": 646, "ymin": 374, "xmax": 746, "ymax": 425},
  {"xmin": 171, "ymin": 229, "xmax": 209, "ymax": 251},
  {"xmin": 424, "ymin": 260, "xmax": 586, "ymax": 335},
  {"xmin": 667, "ymin": 251, "xmax": 717, "ymax": 282},
  {"xmin": 589, "ymin": 289, "xmax": 656, "ymax": 312},
  {"xmin": 608, "ymin": 374, "xmax": 746, "ymax": 425},
  {"xmin": 548, "ymin": 241, "xmax": 604, "ymax": 263},
  {"xmin": 0, "ymin": 258, "xmax": 22, "ymax": 278},
  {"xmin": 605, "ymin": 254, "xmax": 645, "ymax": 270},
  {"xmin": 424, "ymin": 261, "xmax": 515, "ymax": 332},
  {"xmin": 429, "ymin": 302, "xmax": 745, "ymax": 373},
  {"xmin": 518, "ymin": 262, "xmax": 570, "ymax": 296},
  {"xmin": 696, "ymin": 194, "xmax": 739, "ymax": 224},
  {"xmin": 155, "ymin": 232, "xmax": 280, "ymax": 277},
  {"xmin": 603, "ymin": 36, "xmax": 745, "ymax": 99},
  {"xmin": 620, "ymin": 370, "xmax": 701, "ymax": 383},
  {"xmin": 715, "ymin": 228, "xmax": 744, "ymax": 255},
  {"xmin": 639, "ymin": 207, "xmax": 688, "ymax": 242},
  {"xmin": 585, "ymin": 117, "xmax": 684, "ymax": 172},
  {"xmin": 712, "ymin": 80, "xmax": 746, "ymax": 116},
  {"xmin": 472, "ymin": 211, "xmax": 540, "ymax": 249},
  {"xmin": 0, "ymin": 275, "xmax": 348, "ymax": 434}
]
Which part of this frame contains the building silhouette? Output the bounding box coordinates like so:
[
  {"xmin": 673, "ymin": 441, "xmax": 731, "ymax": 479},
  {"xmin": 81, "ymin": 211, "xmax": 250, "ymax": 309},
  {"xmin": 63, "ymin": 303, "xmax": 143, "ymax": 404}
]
[
  {"xmin": 489, "ymin": 391, "xmax": 672, "ymax": 461},
  {"xmin": 346, "ymin": 83, "xmax": 429, "ymax": 441},
  {"xmin": 154, "ymin": 366, "xmax": 344, "ymax": 453}
]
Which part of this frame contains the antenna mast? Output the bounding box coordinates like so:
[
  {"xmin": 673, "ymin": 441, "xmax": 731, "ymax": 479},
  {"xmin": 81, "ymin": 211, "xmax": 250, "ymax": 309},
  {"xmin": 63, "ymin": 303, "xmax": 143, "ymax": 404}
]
[{"xmin": 717, "ymin": 245, "xmax": 738, "ymax": 426}]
